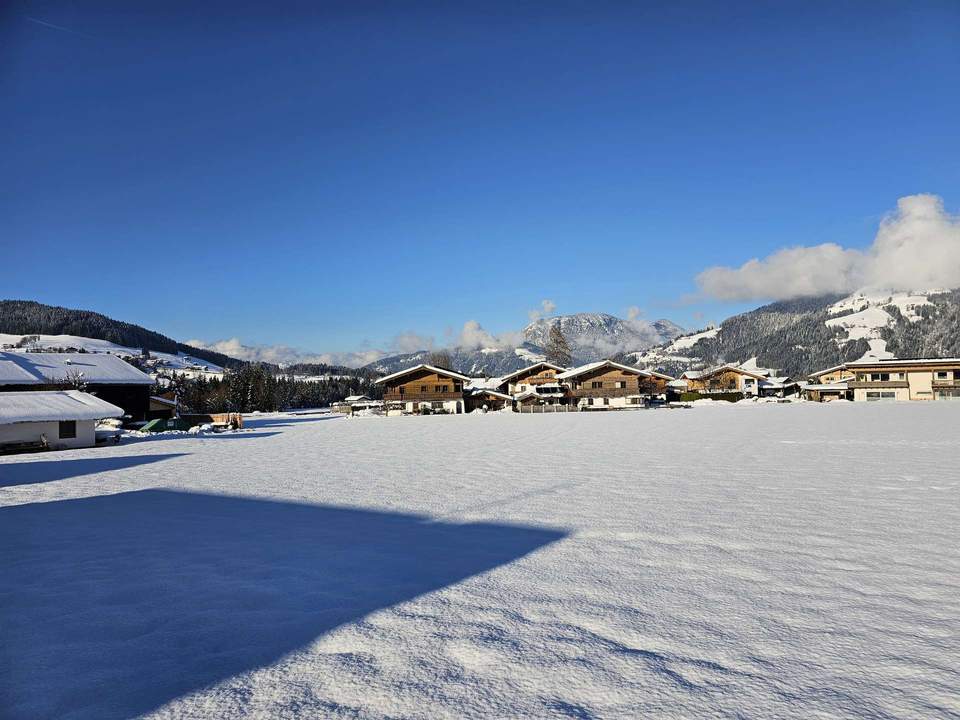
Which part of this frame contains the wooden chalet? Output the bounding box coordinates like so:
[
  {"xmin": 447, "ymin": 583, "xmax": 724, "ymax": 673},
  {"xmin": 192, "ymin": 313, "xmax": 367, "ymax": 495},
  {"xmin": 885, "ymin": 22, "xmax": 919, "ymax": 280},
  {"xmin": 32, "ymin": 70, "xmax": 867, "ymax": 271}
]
[
  {"xmin": 680, "ymin": 365, "xmax": 768, "ymax": 396},
  {"xmin": 497, "ymin": 361, "xmax": 569, "ymax": 405},
  {"xmin": 556, "ymin": 360, "xmax": 671, "ymax": 410},
  {"xmin": 374, "ymin": 364, "xmax": 470, "ymax": 415}
]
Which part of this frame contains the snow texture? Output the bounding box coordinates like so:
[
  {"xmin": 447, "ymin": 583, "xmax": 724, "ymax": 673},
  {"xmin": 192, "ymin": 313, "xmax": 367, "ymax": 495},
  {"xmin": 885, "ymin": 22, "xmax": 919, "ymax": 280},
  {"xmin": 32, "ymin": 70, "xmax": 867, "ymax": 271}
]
[
  {"xmin": 1, "ymin": 404, "xmax": 958, "ymax": 719},
  {"xmin": 0, "ymin": 390, "xmax": 124, "ymax": 425}
]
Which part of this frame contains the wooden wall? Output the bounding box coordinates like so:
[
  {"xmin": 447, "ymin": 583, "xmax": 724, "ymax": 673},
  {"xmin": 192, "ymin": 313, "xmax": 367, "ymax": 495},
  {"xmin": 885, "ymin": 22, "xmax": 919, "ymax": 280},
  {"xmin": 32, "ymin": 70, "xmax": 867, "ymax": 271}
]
[
  {"xmin": 382, "ymin": 369, "xmax": 464, "ymax": 402},
  {"xmin": 568, "ymin": 367, "xmax": 643, "ymax": 398}
]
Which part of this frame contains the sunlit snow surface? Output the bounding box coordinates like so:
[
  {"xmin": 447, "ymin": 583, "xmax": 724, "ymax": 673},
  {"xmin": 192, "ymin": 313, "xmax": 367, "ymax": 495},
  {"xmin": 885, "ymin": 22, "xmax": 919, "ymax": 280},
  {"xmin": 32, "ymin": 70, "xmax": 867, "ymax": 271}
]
[{"xmin": 2, "ymin": 404, "xmax": 958, "ymax": 719}]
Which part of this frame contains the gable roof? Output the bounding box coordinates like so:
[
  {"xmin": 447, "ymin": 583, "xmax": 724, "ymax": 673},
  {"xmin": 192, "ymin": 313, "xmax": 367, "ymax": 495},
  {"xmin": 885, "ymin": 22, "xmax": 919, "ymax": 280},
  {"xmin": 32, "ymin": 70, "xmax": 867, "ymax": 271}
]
[
  {"xmin": 809, "ymin": 363, "xmax": 850, "ymax": 379},
  {"xmin": 556, "ymin": 360, "xmax": 654, "ymax": 380},
  {"xmin": 374, "ymin": 364, "xmax": 471, "ymax": 385},
  {"xmin": 0, "ymin": 390, "xmax": 124, "ymax": 425},
  {"xmin": 0, "ymin": 352, "xmax": 154, "ymax": 386},
  {"xmin": 466, "ymin": 387, "xmax": 513, "ymax": 401},
  {"xmin": 498, "ymin": 361, "xmax": 567, "ymax": 383},
  {"xmin": 343, "ymin": 395, "xmax": 370, "ymax": 402},
  {"xmin": 681, "ymin": 364, "xmax": 767, "ymax": 382}
]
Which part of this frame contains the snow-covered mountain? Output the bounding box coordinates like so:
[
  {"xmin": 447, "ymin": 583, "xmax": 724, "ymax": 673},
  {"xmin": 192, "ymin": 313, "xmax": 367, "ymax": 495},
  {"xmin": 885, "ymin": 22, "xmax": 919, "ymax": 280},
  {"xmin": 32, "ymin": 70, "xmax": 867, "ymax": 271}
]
[
  {"xmin": 632, "ymin": 288, "xmax": 960, "ymax": 378},
  {"xmin": 522, "ymin": 313, "xmax": 684, "ymax": 359},
  {"xmin": 366, "ymin": 313, "xmax": 685, "ymax": 377}
]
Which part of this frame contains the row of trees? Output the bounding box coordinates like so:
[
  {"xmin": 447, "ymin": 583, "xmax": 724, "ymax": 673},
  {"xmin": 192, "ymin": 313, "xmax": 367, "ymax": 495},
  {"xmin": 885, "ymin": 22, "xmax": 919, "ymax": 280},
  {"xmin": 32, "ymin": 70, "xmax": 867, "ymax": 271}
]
[{"xmin": 161, "ymin": 365, "xmax": 382, "ymax": 414}]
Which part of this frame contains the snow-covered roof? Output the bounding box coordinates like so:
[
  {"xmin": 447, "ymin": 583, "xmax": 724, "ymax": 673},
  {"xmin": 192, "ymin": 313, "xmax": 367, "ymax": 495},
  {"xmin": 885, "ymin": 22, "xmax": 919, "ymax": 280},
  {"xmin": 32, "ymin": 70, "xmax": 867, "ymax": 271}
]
[
  {"xmin": 809, "ymin": 364, "xmax": 849, "ymax": 378},
  {"xmin": 466, "ymin": 388, "xmax": 513, "ymax": 401},
  {"xmin": 344, "ymin": 395, "xmax": 370, "ymax": 402},
  {"xmin": 556, "ymin": 360, "xmax": 654, "ymax": 380},
  {"xmin": 846, "ymin": 357, "xmax": 960, "ymax": 368},
  {"xmin": 374, "ymin": 364, "xmax": 471, "ymax": 385},
  {"xmin": 0, "ymin": 352, "xmax": 154, "ymax": 386},
  {"xmin": 465, "ymin": 377, "xmax": 504, "ymax": 391},
  {"xmin": 0, "ymin": 390, "xmax": 124, "ymax": 425},
  {"xmin": 498, "ymin": 362, "xmax": 567, "ymax": 383},
  {"xmin": 759, "ymin": 376, "xmax": 796, "ymax": 388},
  {"xmin": 681, "ymin": 364, "xmax": 767, "ymax": 382},
  {"xmin": 150, "ymin": 395, "xmax": 177, "ymax": 407}
]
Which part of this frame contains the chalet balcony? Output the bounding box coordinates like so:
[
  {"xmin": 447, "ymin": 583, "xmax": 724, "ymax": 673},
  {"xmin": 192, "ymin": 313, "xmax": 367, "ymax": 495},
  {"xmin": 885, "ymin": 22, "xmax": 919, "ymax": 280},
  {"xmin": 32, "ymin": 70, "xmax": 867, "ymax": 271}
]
[
  {"xmin": 382, "ymin": 391, "xmax": 463, "ymax": 402},
  {"xmin": 932, "ymin": 377, "xmax": 960, "ymax": 387},
  {"xmin": 848, "ymin": 380, "xmax": 909, "ymax": 389}
]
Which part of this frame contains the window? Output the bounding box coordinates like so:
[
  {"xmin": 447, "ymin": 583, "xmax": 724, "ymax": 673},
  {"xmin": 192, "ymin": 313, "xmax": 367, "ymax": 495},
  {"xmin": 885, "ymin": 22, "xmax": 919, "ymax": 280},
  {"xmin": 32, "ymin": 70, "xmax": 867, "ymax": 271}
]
[
  {"xmin": 937, "ymin": 372, "xmax": 949, "ymax": 380},
  {"xmin": 603, "ymin": 397, "xmax": 610, "ymax": 406},
  {"xmin": 744, "ymin": 378, "xmax": 755, "ymax": 386},
  {"xmin": 420, "ymin": 385, "xmax": 428, "ymax": 392},
  {"xmin": 870, "ymin": 373, "xmax": 890, "ymax": 382},
  {"xmin": 591, "ymin": 381, "xmax": 603, "ymax": 389},
  {"xmin": 431, "ymin": 401, "xmax": 444, "ymax": 409},
  {"xmin": 615, "ymin": 381, "xmax": 626, "ymax": 389},
  {"xmin": 587, "ymin": 398, "xmax": 594, "ymax": 405},
  {"xmin": 398, "ymin": 386, "xmax": 404, "ymax": 395},
  {"xmin": 59, "ymin": 420, "xmax": 77, "ymax": 439}
]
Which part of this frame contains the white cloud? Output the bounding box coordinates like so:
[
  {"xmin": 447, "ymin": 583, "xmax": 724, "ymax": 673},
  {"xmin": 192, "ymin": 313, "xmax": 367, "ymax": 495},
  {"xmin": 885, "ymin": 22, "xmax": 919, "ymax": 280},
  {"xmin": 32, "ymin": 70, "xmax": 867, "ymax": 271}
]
[
  {"xmin": 528, "ymin": 298, "xmax": 557, "ymax": 322},
  {"xmin": 455, "ymin": 320, "xmax": 523, "ymax": 350},
  {"xmin": 391, "ymin": 331, "xmax": 434, "ymax": 354},
  {"xmin": 696, "ymin": 194, "xmax": 960, "ymax": 302}
]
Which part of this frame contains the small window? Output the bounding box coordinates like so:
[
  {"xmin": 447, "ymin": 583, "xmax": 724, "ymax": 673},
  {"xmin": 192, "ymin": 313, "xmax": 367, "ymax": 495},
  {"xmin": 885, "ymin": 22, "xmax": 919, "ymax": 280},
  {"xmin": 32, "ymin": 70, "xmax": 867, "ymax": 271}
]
[
  {"xmin": 937, "ymin": 372, "xmax": 948, "ymax": 380},
  {"xmin": 615, "ymin": 381, "xmax": 626, "ymax": 389},
  {"xmin": 591, "ymin": 381, "xmax": 603, "ymax": 389},
  {"xmin": 59, "ymin": 420, "xmax": 77, "ymax": 439},
  {"xmin": 420, "ymin": 385, "xmax": 428, "ymax": 392},
  {"xmin": 603, "ymin": 397, "xmax": 610, "ymax": 406},
  {"xmin": 587, "ymin": 398, "xmax": 594, "ymax": 405},
  {"xmin": 399, "ymin": 386, "xmax": 404, "ymax": 395}
]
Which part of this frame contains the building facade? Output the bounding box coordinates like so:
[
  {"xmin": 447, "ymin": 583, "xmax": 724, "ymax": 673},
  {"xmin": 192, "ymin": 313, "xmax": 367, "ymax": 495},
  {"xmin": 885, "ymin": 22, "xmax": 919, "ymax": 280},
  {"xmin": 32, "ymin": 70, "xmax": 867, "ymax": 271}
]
[
  {"xmin": 0, "ymin": 390, "xmax": 124, "ymax": 452},
  {"xmin": 847, "ymin": 358, "xmax": 960, "ymax": 401},
  {"xmin": 375, "ymin": 364, "xmax": 470, "ymax": 415},
  {"xmin": 496, "ymin": 362, "xmax": 568, "ymax": 404},
  {"xmin": 556, "ymin": 360, "xmax": 671, "ymax": 410}
]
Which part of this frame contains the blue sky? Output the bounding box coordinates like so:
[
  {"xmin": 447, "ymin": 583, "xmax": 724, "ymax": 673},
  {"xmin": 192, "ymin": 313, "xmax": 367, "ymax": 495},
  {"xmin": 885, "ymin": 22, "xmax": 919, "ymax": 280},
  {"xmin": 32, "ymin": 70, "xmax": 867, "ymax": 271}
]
[{"xmin": 3, "ymin": 1, "xmax": 959, "ymax": 363}]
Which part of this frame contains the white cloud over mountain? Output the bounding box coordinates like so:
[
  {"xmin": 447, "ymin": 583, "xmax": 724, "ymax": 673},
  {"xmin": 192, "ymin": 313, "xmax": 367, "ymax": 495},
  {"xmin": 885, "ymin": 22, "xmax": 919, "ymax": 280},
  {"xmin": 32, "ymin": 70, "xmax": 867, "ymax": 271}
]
[{"xmin": 696, "ymin": 194, "xmax": 960, "ymax": 302}]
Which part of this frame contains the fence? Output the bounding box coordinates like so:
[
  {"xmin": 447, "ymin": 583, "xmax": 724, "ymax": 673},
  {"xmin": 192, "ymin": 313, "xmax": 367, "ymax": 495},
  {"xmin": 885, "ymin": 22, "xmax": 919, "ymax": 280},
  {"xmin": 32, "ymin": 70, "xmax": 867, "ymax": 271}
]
[
  {"xmin": 179, "ymin": 413, "xmax": 244, "ymax": 429},
  {"xmin": 518, "ymin": 404, "xmax": 578, "ymax": 414}
]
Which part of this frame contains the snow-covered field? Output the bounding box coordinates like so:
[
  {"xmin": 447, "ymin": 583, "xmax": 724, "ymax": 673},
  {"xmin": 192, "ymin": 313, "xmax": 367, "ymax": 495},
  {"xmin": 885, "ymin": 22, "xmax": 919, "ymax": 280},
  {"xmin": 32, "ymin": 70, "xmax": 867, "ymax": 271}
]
[{"xmin": 2, "ymin": 404, "xmax": 958, "ymax": 719}]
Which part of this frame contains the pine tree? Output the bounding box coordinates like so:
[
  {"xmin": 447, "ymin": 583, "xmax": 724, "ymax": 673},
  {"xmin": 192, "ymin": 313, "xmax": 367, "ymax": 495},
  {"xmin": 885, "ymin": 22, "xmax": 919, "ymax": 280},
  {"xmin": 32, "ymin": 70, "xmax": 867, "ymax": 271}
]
[{"xmin": 545, "ymin": 322, "xmax": 572, "ymax": 367}]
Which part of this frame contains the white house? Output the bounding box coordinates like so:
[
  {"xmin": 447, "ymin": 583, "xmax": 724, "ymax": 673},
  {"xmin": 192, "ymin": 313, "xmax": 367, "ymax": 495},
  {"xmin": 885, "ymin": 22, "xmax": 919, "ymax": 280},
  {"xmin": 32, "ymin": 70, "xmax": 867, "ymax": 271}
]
[{"xmin": 0, "ymin": 390, "xmax": 124, "ymax": 452}]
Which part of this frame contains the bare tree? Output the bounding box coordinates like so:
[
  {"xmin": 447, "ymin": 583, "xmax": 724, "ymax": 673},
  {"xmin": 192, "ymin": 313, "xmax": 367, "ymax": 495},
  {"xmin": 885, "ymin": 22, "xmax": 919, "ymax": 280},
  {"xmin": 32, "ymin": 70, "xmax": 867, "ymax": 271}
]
[{"xmin": 56, "ymin": 369, "xmax": 88, "ymax": 392}]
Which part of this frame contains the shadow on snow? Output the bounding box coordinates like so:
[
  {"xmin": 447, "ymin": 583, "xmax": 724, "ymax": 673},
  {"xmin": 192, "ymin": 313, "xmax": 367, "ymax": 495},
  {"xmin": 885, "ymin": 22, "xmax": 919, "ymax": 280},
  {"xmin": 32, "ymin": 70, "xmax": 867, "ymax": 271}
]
[
  {"xmin": 242, "ymin": 415, "xmax": 342, "ymax": 429},
  {"xmin": 0, "ymin": 453, "xmax": 187, "ymax": 487},
  {"xmin": 0, "ymin": 489, "xmax": 566, "ymax": 719}
]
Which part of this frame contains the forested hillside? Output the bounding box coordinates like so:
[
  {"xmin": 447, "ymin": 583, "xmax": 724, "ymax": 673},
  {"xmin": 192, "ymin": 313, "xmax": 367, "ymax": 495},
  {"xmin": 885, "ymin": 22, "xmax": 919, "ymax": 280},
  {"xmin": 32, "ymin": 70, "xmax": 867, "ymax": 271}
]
[
  {"xmin": 881, "ymin": 290, "xmax": 960, "ymax": 358},
  {"xmin": 0, "ymin": 300, "xmax": 244, "ymax": 369}
]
